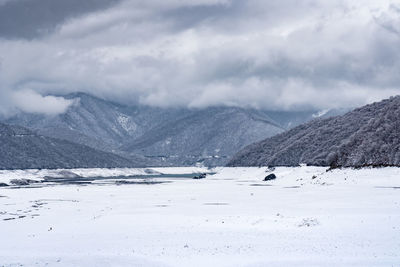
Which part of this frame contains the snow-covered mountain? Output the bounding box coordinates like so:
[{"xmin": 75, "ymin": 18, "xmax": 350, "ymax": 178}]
[
  {"xmin": 121, "ymin": 107, "xmax": 284, "ymax": 166},
  {"xmin": 228, "ymin": 96, "xmax": 400, "ymax": 168},
  {"xmin": 0, "ymin": 122, "xmax": 140, "ymax": 169},
  {"xmin": 4, "ymin": 93, "xmax": 341, "ymax": 166},
  {"xmin": 5, "ymin": 93, "xmax": 189, "ymax": 155}
]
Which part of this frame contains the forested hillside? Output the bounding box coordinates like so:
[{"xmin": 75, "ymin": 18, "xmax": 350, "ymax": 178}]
[{"xmin": 228, "ymin": 96, "xmax": 400, "ymax": 168}]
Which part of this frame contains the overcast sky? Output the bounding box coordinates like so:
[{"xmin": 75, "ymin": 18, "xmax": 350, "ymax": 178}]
[{"xmin": 0, "ymin": 0, "xmax": 399, "ymax": 115}]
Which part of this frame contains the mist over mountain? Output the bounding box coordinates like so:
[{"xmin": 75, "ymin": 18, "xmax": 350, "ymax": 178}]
[
  {"xmin": 0, "ymin": 122, "xmax": 139, "ymax": 170},
  {"xmin": 3, "ymin": 93, "xmax": 341, "ymax": 166},
  {"xmin": 228, "ymin": 96, "xmax": 400, "ymax": 168},
  {"xmin": 6, "ymin": 93, "xmax": 181, "ymax": 152}
]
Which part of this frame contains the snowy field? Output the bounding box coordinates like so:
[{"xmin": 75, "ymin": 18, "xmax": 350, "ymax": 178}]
[{"xmin": 0, "ymin": 166, "xmax": 400, "ymax": 266}]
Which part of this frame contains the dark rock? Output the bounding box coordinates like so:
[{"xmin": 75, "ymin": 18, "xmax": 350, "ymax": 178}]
[
  {"xmin": 0, "ymin": 183, "xmax": 8, "ymax": 187},
  {"xmin": 9, "ymin": 179, "xmax": 39, "ymax": 186},
  {"xmin": 144, "ymin": 169, "xmax": 161, "ymax": 175},
  {"xmin": 264, "ymin": 173, "xmax": 277, "ymax": 181},
  {"xmin": 193, "ymin": 173, "xmax": 207, "ymax": 179},
  {"xmin": 115, "ymin": 180, "xmax": 136, "ymax": 185}
]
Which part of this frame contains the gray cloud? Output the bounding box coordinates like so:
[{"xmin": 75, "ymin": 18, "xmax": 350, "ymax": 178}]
[
  {"xmin": 0, "ymin": 0, "xmax": 399, "ymax": 115},
  {"xmin": 0, "ymin": 0, "xmax": 121, "ymax": 39}
]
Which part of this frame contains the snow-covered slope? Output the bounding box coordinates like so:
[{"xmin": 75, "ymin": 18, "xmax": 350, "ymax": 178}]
[
  {"xmin": 5, "ymin": 92, "xmax": 175, "ymax": 152},
  {"xmin": 228, "ymin": 96, "xmax": 400, "ymax": 167},
  {"xmin": 121, "ymin": 107, "xmax": 284, "ymax": 166}
]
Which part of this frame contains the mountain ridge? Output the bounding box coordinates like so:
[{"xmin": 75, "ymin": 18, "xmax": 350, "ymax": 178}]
[
  {"xmin": 3, "ymin": 92, "xmax": 344, "ymax": 166},
  {"xmin": 227, "ymin": 96, "xmax": 400, "ymax": 168},
  {"xmin": 0, "ymin": 122, "xmax": 142, "ymax": 170}
]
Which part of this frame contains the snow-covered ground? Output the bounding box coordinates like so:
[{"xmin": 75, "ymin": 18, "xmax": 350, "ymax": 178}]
[{"xmin": 0, "ymin": 166, "xmax": 399, "ymax": 266}]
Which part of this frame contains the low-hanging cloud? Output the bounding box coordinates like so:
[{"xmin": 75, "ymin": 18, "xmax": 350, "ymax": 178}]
[
  {"xmin": 11, "ymin": 89, "xmax": 75, "ymax": 115},
  {"xmin": 0, "ymin": 0, "xmax": 399, "ymax": 116}
]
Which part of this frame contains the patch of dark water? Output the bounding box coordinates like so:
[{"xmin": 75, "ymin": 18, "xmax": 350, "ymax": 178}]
[
  {"xmin": 3, "ymin": 172, "xmax": 214, "ymax": 188},
  {"xmin": 115, "ymin": 180, "xmax": 172, "ymax": 185}
]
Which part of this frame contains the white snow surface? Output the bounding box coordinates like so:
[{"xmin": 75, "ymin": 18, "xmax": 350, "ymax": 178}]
[
  {"xmin": 0, "ymin": 166, "xmax": 400, "ymax": 266},
  {"xmin": 117, "ymin": 114, "xmax": 137, "ymax": 133}
]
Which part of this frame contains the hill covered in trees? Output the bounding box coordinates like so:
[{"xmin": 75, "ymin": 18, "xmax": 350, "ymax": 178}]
[{"xmin": 228, "ymin": 96, "xmax": 400, "ymax": 168}]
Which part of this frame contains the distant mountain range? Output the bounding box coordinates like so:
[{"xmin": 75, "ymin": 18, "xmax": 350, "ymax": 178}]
[
  {"xmin": 228, "ymin": 96, "xmax": 400, "ymax": 168},
  {"xmin": 3, "ymin": 92, "xmax": 344, "ymax": 167},
  {"xmin": 0, "ymin": 123, "xmax": 139, "ymax": 170}
]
